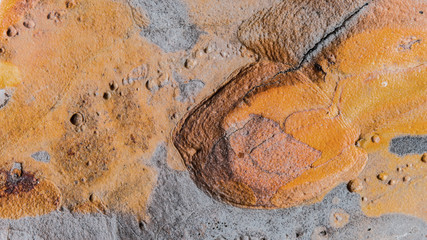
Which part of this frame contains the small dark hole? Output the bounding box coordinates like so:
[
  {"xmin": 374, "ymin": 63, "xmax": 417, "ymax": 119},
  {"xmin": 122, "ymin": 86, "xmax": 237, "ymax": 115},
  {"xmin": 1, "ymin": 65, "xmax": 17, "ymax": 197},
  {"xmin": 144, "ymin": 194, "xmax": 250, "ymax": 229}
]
[
  {"xmin": 419, "ymin": 11, "xmax": 423, "ymax": 14},
  {"xmin": 70, "ymin": 113, "xmax": 84, "ymax": 126},
  {"xmin": 367, "ymin": 228, "xmax": 372, "ymax": 231},
  {"xmin": 6, "ymin": 28, "xmax": 16, "ymax": 37},
  {"xmin": 139, "ymin": 221, "xmax": 146, "ymax": 230},
  {"xmin": 314, "ymin": 63, "xmax": 324, "ymax": 72},
  {"xmin": 103, "ymin": 92, "xmax": 111, "ymax": 100}
]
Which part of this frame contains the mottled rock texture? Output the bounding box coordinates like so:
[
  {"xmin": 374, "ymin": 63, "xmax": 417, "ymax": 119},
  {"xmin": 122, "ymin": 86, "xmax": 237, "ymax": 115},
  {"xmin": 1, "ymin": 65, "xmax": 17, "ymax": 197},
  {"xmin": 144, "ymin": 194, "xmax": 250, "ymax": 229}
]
[{"xmin": 0, "ymin": 0, "xmax": 425, "ymax": 238}]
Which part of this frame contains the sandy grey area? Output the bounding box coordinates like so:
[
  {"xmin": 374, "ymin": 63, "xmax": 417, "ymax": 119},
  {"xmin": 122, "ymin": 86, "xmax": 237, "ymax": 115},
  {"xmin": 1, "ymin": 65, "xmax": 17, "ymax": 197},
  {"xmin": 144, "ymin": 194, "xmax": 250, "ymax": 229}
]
[
  {"xmin": 389, "ymin": 135, "xmax": 427, "ymax": 156},
  {"xmin": 129, "ymin": 0, "xmax": 202, "ymax": 52}
]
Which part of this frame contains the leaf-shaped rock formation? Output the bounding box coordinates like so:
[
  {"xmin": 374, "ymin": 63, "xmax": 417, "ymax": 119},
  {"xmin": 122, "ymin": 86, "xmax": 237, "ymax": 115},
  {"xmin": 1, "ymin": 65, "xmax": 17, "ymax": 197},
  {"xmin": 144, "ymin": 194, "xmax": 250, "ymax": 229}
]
[{"xmin": 174, "ymin": 0, "xmax": 426, "ymax": 208}]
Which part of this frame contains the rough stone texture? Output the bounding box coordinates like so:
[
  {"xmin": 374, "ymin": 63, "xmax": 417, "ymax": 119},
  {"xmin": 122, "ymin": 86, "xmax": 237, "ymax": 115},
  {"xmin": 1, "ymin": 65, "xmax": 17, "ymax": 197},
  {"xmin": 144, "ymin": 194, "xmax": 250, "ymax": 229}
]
[
  {"xmin": 0, "ymin": 0, "xmax": 425, "ymax": 238},
  {"xmin": 0, "ymin": 144, "xmax": 426, "ymax": 239},
  {"xmin": 31, "ymin": 151, "xmax": 51, "ymax": 163},
  {"xmin": 174, "ymin": 73, "xmax": 205, "ymax": 103},
  {"xmin": 238, "ymin": 0, "xmax": 369, "ymax": 67},
  {"xmin": 129, "ymin": 0, "xmax": 202, "ymax": 52},
  {"xmin": 173, "ymin": 61, "xmax": 369, "ymax": 208},
  {"xmin": 174, "ymin": 0, "xmax": 426, "ymax": 211},
  {"xmin": 0, "ymin": 89, "xmax": 12, "ymax": 110},
  {"xmin": 390, "ymin": 135, "xmax": 427, "ymax": 156}
]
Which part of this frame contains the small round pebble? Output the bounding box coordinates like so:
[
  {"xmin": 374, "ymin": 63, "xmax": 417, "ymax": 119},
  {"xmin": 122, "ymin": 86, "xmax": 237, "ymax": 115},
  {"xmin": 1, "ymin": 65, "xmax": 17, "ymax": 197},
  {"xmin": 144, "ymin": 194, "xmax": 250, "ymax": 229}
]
[
  {"xmin": 347, "ymin": 179, "xmax": 363, "ymax": 192},
  {"xmin": 66, "ymin": 0, "xmax": 77, "ymax": 8},
  {"xmin": 377, "ymin": 172, "xmax": 388, "ymax": 181},
  {"xmin": 184, "ymin": 58, "xmax": 197, "ymax": 69},
  {"xmin": 403, "ymin": 176, "xmax": 411, "ymax": 182},
  {"xmin": 23, "ymin": 20, "xmax": 35, "ymax": 29},
  {"xmin": 371, "ymin": 134, "xmax": 380, "ymax": 143}
]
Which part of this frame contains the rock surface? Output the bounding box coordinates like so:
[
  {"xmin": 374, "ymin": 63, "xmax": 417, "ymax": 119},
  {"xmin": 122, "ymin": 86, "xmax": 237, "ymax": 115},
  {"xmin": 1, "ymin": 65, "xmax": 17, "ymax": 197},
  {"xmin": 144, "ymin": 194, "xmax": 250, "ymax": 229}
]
[{"xmin": 0, "ymin": 0, "xmax": 425, "ymax": 238}]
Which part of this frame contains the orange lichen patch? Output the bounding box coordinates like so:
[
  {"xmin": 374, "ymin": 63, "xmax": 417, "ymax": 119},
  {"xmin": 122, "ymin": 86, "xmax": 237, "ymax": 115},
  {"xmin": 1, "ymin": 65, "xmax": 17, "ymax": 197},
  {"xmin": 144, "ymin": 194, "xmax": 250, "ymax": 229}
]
[
  {"xmin": 0, "ymin": 0, "xmax": 39, "ymax": 34},
  {"xmin": 223, "ymin": 71, "xmax": 330, "ymax": 129},
  {"xmin": 355, "ymin": 106, "xmax": 427, "ymax": 221},
  {"xmin": 334, "ymin": 28, "xmax": 426, "ymax": 75},
  {"xmin": 284, "ymin": 109, "xmax": 359, "ymax": 167},
  {"xmin": 174, "ymin": 0, "xmax": 426, "ymax": 215},
  {"xmin": 174, "ymin": 60, "xmax": 290, "ymax": 207},
  {"xmin": 0, "ymin": 168, "xmax": 61, "ymax": 219},
  {"xmin": 0, "ymin": 0, "xmax": 134, "ymax": 153},
  {"xmin": 237, "ymin": 0, "xmax": 367, "ymax": 67},
  {"xmin": 337, "ymin": 65, "xmax": 426, "ymax": 133},
  {"xmin": 316, "ymin": 19, "xmax": 426, "ymax": 219},
  {"xmin": 0, "ymin": 0, "xmax": 164, "ymax": 220},
  {"xmin": 360, "ymin": 149, "xmax": 427, "ymax": 221},
  {"xmin": 0, "ymin": 61, "xmax": 20, "ymax": 88},
  {"xmin": 174, "ymin": 59, "xmax": 368, "ymax": 208}
]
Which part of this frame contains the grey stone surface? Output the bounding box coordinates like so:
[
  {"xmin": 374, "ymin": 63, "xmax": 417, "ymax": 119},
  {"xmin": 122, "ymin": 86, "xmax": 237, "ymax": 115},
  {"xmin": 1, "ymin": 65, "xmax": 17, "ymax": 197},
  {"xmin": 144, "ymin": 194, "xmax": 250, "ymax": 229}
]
[
  {"xmin": 31, "ymin": 151, "xmax": 51, "ymax": 163},
  {"xmin": 0, "ymin": 1, "xmax": 424, "ymax": 239},
  {"xmin": 129, "ymin": 0, "xmax": 202, "ymax": 52},
  {"xmin": 0, "ymin": 89, "xmax": 12, "ymax": 110},
  {"xmin": 1, "ymin": 143, "xmax": 425, "ymax": 240},
  {"xmin": 173, "ymin": 72, "xmax": 205, "ymax": 102},
  {"xmin": 176, "ymin": 80, "xmax": 205, "ymax": 102},
  {"xmin": 389, "ymin": 135, "xmax": 427, "ymax": 156}
]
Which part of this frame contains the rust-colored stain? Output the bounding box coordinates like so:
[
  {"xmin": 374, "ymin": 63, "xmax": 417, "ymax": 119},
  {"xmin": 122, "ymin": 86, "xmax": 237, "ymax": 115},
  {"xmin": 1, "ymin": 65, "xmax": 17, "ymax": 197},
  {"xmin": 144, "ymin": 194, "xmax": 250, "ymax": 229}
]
[
  {"xmin": 0, "ymin": 165, "xmax": 60, "ymax": 219},
  {"xmin": 0, "ymin": 0, "xmax": 425, "ymax": 223},
  {"xmin": 0, "ymin": 0, "xmax": 161, "ymax": 220},
  {"xmin": 174, "ymin": 0, "xmax": 426, "ymax": 217},
  {"xmin": 174, "ymin": 61, "xmax": 369, "ymax": 208}
]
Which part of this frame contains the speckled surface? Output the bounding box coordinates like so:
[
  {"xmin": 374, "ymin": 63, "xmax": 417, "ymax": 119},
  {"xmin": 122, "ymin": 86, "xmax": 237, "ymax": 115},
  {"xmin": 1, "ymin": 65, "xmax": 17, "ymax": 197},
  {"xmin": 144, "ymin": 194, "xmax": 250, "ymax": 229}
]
[
  {"xmin": 0, "ymin": 144, "xmax": 426, "ymax": 239},
  {"xmin": 0, "ymin": 0, "xmax": 425, "ymax": 239}
]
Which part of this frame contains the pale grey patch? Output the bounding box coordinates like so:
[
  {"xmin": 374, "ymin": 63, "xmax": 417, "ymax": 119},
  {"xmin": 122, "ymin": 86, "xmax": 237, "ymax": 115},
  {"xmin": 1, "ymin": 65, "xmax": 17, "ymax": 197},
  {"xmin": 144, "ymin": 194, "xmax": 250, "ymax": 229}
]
[
  {"xmin": 31, "ymin": 151, "xmax": 51, "ymax": 163},
  {"xmin": 129, "ymin": 0, "xmax": 202, "ymax": 52},
  {"xmin": 390, "ymin": 135, "xmax": 427, "ymax": 156},
  {"xmin": 176, "ymin": 80, "xmax": 205, "ymax": 102},
  {"xmin": 0, "ymin": 210, "xmax": 120, "ymax": 240},
  {"xmin": 11, "ymin": 162, "xmax": 22, "ymax": 172},
  {"xmin": 0, "ymin": 88, "xmax": 13, "ymax": 110},
  {"xmin": 173, "ymin": 72, "xmax": 205, "ymax": 102},
  {"xmin": 8, "ymin": 230, "xmax": 44, "ymax": 240}
]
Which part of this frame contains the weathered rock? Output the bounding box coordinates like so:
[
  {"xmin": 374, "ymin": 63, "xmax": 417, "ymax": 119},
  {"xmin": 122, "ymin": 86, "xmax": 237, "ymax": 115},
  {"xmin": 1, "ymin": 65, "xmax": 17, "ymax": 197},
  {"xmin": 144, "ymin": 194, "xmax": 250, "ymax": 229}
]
[
  {"xmin": 174, "ymin": 0, "xmax": 426, "ymax": 209},
  {"xmin": 238, "ymin": 0, "xmax": 368, "ymax": 66}
]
